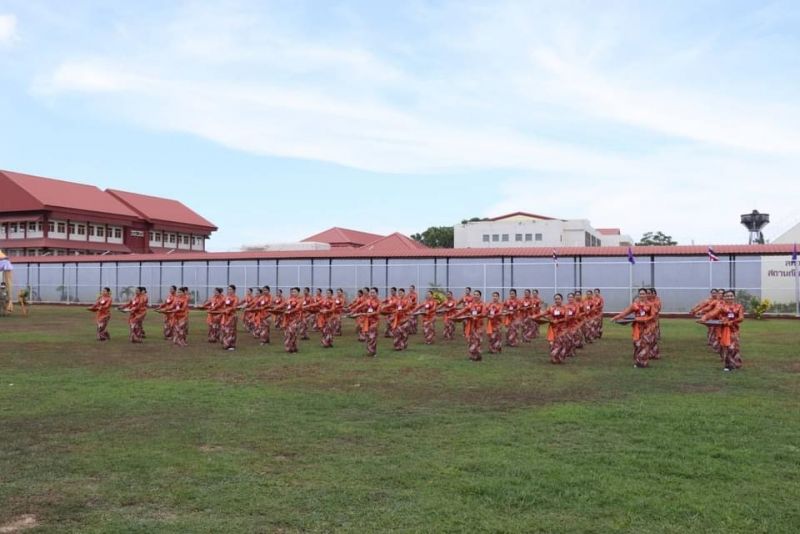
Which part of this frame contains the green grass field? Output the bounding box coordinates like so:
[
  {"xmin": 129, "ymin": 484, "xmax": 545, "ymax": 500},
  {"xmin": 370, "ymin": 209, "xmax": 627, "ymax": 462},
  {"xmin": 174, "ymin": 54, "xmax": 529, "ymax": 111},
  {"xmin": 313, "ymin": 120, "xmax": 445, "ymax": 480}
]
[{"xmin": 1, "ymin": 306, "xmax": 798, "ymax": 533}]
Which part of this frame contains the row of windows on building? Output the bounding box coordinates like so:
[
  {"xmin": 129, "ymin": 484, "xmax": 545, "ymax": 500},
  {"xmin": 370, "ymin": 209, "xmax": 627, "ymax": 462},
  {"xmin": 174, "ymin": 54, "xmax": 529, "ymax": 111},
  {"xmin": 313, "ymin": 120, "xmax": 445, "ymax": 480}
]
[
  {"xmin": 1, "ymin": 220, "xmax": 124, "ymax": 240},
  {"xmin": 483, "ymin": 233, "xmax": 543, "ymax": 243},
  {"xmin": 148, "ymin": 231, "xmax": 204, "ymax": 247},
  {"xmin": 1, "ymin": 221, "xmax": 205, "ymax": 248},
  {"xmin": 586, "ymin": 233, "xmax": 601, "ymax": 247}
]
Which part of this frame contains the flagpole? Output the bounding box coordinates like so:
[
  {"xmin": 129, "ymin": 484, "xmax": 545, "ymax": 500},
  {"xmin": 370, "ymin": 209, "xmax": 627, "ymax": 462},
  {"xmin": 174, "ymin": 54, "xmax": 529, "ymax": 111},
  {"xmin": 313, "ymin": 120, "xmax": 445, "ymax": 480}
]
[
  {"xmin": 629, "ymin": 261, "xmax": 633, "ymax": 301},
  {"xmin": 552, "ymin": 249, "xmax": 558, "ymax": 297},
  {"xmin": 708, "ymin": 259, "xmax": 712, "ymax": 291},
  {"xmin": 553, "ymin": 261, "xmax": 557, "ymax": 296},
  {"xmin": 795, "ymin": 266, "xmax": 799, "ymax": 317},
  {"xmin": 627, "ymin": 247, "xmax": 635, "ymax": 300},
  {"xmin": 794, "ymin": 247, "xmax": 799, "ymax": 317}
]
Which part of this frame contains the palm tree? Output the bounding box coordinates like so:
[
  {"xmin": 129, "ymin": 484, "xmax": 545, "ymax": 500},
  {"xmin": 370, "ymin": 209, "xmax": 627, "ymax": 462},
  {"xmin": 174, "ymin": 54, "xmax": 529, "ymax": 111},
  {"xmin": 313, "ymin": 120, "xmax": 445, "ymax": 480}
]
[{"xmin": 56, "ymin": 285, "xmax": 68, "ymax": 302}]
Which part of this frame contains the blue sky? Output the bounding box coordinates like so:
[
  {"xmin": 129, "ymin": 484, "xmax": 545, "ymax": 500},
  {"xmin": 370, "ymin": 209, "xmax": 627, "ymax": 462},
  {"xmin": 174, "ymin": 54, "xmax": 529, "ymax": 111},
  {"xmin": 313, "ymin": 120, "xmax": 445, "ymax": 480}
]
[{"xmin": 1, "ymin": 1, "xmax": 799, "ymax": 251}]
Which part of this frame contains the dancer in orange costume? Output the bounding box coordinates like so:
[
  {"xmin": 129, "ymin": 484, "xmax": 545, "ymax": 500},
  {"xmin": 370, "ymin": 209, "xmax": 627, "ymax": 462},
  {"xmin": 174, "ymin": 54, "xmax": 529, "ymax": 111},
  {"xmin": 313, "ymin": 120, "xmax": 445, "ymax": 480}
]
[{"xmin": 87, "ymin": 287, "xmax": 113, "ymax": 341}]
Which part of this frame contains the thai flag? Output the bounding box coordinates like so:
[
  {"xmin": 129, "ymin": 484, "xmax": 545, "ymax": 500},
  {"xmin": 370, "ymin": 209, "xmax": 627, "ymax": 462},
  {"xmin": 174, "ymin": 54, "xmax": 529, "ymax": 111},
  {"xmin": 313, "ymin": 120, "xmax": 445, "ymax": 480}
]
[
  {"xmin": 552, "ymin": 248, "xmax": 558, "ymax": 265},
  {"xmin": 627, "ymin": 247, "xmax": 636, "ymax": 265},
  {"xmin": 707, "ymin": 247, "xmax": 720, "ymax": 262},
  {"xmin": 792, "ymin": 243, "xmax": 798, "ymax": 264}
]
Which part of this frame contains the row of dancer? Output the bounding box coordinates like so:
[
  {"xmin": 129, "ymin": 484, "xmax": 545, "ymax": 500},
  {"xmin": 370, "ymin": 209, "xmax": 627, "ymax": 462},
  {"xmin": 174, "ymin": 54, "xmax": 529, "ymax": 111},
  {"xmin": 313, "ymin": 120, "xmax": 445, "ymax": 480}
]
[
  {"xmin": 88, "ymin": 286, "xmax": 151, "ymax": 343},
  {"xmin": 611, "ymin": 288, "xmax": 662, "ymax": 368},
  {"xmin": 85, "ymin": 284, "xmax": 749, "ymax": 372},
  {"xmin": 452, "ymin": 288, "xmax": 606, "ymax": 362},
  {"xmin": 348, "ymin": 286, "xmax": 557, "ymax": 358},
  {"xmin": 199, "ymin": 285, "xmax": 338, "ymax": 352},
  {"xmin": 89, "ymin": 284, "xmax": 606, "ymax": 362},
  {"xmin": 691, "ymin": 289, "xmax": 744, "ymax": 371},
  {"xmin": 91, "ymin": 284, "xmax": 352, "ymax": 352}
]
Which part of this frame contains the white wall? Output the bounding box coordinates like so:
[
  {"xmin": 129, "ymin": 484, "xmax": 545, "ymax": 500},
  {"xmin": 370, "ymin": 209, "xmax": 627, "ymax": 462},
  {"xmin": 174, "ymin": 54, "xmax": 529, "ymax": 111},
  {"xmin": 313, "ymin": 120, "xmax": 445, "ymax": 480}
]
[
  {"xmin": 599, "ymin": 233, "xmax": 634, "ymax": 246},
  {"xmin": 455, "ymin": 218, "xmax": 608, "ymax": 248}
]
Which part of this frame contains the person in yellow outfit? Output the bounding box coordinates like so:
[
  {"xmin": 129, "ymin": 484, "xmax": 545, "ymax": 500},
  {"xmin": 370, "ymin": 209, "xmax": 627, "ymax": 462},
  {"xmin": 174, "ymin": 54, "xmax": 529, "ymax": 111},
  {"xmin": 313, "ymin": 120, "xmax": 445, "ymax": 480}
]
[{"xmin": 0, "ymin": 249, "xmax": 13, "ymax": 313}]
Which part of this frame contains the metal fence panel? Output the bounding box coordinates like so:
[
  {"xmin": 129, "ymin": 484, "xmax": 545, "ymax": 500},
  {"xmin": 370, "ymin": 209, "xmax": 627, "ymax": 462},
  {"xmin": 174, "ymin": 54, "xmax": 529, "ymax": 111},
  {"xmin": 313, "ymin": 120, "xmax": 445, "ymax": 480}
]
[{"xmin": 7, "ymin": 255, "xmax": 799, "ymax": 315}]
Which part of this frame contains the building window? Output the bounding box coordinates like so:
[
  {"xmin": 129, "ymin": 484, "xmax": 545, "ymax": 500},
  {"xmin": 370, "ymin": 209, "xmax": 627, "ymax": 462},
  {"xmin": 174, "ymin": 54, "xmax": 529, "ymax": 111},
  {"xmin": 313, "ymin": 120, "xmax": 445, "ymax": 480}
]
[
  {"xmin": 482, "ymin": 234, "xmax": 490, "ymax": 242},
  {"xmin": 149, "ymin": 231, "xmax": 155, "ymax": 241},
  {"xmin": 28, "ymin": 222, "xmax": 36, "ymax": 231},
  {"xmin": 76, "ymin": 224, "xmax": 86, "ymax": 236},
  {"xmin": 97, "ymin": 226, "xmax": 104, "ymax": 237},
  {"xmin": 501, "ymin": 234, "xmax": 509, "ymax": 242},
  {"xmin": 525, "ymin": 233, "xmax": 532, "ymax": 241},
  {"xmin": 48, "ymin": 221, "xmax": 55, "ymax": 232},
  {"xmin": 535, "ymin": 233, "xmax": 542, "ymax": 241},
  {"xmin": 515, "ymin": 234, "xmax": 522, "ymax": 242},
  {"xmin": 182, "ymin": 235, "xmax": 189, "ymax": 245},
  {"xmin": 168, "ymin": 233, "xmax": 176, "ymax": 243},
  {"xmin": 68, "ymin": 223, "xmax": 75, "ymax": 234},
  {"xmin": 9, "ymin": 223, "xmax": 17, "ymax": 233},
  {"xmin": 57, "ymin": 222, "xmax": 66, "ymax": 233},
  {"xmin": 492, "ymin": 234, "xmax": 499, "ymax": 242},
  {"xmin": 114, "ymin": 228, "xmax": 122, "ymax": 239},
  {"xmin": 88, "ymin": 225, "xmax": 95, "ymax": 236},
  {"xmin": 155, "ymin": 232, "xmax": 161, "ymax": 241}
]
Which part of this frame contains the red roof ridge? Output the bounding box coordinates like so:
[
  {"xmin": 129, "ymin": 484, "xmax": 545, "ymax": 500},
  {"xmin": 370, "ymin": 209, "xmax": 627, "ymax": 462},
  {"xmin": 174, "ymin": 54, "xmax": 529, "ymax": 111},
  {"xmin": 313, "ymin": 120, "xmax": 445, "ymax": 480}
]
[
  {"xmin": 2, "ymin": 169, "xmax": 95, "ymax": 189},
  {"xmin": 302, "ymin": 227, "xmax": 384, "ymax": 246},
  {"xmin": 486, "ymin": 211, "xmax": 560, "ymax": 222},
  {"xmin": 360, "ymin": 232, "xmax": 429, "ymax": 252},
  {"xmin": 0, "ymin": 170, "xmax": 140, "ymax": 218},
  {"xmin": 596, "ymin": 228, "xmax": 621, "ymax": 235}
]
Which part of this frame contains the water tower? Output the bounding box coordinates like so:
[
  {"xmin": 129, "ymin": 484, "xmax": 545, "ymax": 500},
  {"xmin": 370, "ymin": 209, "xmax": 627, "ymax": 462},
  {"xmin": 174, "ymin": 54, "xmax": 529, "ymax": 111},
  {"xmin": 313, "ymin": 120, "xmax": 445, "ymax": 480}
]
[{"xmin": 740, "ymin": 210, "xmax": 769, "ymax": 244}]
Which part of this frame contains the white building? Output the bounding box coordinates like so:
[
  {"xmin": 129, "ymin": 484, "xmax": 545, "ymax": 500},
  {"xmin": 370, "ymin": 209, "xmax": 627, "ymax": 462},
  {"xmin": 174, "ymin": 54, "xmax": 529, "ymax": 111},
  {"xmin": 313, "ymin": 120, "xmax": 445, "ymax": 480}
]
[{"xmin": 454, "ymin": 212, "xmax": 633, "ymax": 248}]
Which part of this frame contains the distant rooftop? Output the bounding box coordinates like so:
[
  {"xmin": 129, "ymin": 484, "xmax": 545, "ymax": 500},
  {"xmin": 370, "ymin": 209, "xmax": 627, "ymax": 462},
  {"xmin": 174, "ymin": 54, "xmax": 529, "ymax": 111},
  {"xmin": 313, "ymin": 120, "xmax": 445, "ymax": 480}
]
[{"xmin": 301, "ymin": 227, "xmax": 385, "ymax": 248}]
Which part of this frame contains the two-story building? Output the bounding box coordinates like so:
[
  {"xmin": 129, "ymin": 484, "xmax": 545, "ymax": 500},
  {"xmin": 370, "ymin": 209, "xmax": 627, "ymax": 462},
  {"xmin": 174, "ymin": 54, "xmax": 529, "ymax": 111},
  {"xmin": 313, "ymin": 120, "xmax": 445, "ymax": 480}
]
[
  {"xmin": 454, "ymin": 212, "xmax": 633, "ymax": 248},
  {"xmin": 0, "ymin": 170, "xmax": 217, "ymax": 256}
]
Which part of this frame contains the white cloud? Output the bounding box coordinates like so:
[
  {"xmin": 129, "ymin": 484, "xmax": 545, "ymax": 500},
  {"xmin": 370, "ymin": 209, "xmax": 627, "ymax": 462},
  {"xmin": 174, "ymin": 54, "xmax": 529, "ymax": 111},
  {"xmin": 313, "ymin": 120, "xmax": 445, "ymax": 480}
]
[
  {"xmin": 526, "ymin": 48, "xmax": 800, "ymax": 155},
  {"xmin": 48, "ymin": 60, "xmax": 149, "ymax": 92},
  {"xmin": 41, "ymin": 59, "xmax": 646, "ymax": 176},
  {"xmin": 25, "ymin": 1, "xmax": 800, "ymax": 247},
  {"xmin": 0, "ymin": 14, "xmax": 17, "ymax": 43}
]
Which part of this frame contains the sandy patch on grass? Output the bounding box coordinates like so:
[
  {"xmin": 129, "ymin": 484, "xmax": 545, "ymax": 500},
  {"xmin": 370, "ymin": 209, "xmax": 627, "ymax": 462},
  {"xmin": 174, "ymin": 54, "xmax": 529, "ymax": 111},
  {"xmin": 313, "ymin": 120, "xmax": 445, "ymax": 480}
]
[{"xmin": 0, "ymin": 515, "xmax": 38, "ymax": 533}]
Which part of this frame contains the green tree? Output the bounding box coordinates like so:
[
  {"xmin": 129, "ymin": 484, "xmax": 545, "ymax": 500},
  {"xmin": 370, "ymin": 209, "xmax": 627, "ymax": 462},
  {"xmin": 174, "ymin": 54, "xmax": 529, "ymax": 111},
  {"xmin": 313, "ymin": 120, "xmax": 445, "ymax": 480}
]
[
  {"xmin": 460, "ymin": 216, "xmax": 490, "ymax": 224},
  {"xmin": 411, "ymin": 226, "xmax": 454, "ymax": 248},
  {"xmin": 636, "ymin": 231, "xmax": 677, "ymax": 246}
]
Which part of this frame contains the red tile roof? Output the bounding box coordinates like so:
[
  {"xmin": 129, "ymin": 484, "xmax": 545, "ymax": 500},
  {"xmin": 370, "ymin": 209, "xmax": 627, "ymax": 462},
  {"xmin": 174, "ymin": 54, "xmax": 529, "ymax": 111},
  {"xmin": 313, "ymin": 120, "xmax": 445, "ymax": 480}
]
[
  {"xmin": 106, "ymin": 189, "xmax": 217, "ymax": 231},
  {"xmin": 302, "ymin": 227, "xmax": 385, "ymax": 247},
  {"xmin": 596, "ymin": 228, "xmax": 621, "ymax": 235},
  {"xmin": 487, "ymin": 211, "xmax": 560, "ymax": 222},
  {"xmin": 14, "ymin": 243, "xmax": 797, "ymax": 264},
  {"xmin": 360, "ymin": 233, "xmax": 429, "ymax": 254},
  {"xmin": 0, "ymin": 170, "xmax": 140, "ymax": 218}
]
